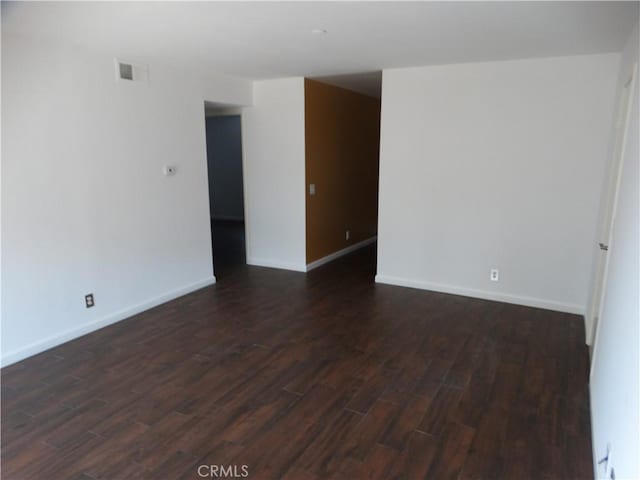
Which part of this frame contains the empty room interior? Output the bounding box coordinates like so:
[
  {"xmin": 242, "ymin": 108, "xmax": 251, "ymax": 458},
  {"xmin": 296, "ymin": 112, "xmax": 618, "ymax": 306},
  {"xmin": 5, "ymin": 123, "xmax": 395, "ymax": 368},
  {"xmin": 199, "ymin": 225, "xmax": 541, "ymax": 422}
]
[{"xmin": 1, "ymin": 2, "xmax": 639, "ymax": 479}]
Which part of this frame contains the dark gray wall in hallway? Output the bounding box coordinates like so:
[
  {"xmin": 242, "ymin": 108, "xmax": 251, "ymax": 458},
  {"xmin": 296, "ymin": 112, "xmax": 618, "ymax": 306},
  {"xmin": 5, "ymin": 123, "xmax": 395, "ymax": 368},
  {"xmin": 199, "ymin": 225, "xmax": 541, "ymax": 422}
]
[{"xmin": 205, "ymin": 115, "xmax": 244, "ymax": 220}]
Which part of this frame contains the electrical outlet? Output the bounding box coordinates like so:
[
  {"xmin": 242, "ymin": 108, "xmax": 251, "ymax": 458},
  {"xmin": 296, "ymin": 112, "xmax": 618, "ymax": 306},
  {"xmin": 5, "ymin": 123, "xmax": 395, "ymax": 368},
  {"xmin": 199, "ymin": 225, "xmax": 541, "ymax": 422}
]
[
  {"xmin": 346, "ymin": 230, "xmax": 350, "ymax": 240},
  {"xmin": 490, "ymin": 269, "xmax": 499, "ymax": 282},
  {"xmin": 85, "ymin": 293, "xmax": 95, "ymax": 308}
]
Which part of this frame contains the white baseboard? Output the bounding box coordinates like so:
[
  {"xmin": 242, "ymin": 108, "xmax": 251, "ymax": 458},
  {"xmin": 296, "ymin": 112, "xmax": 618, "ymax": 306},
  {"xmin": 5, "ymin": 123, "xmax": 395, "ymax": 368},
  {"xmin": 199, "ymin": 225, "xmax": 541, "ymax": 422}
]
[
  {"xmin": 246, "ymin": 257, "xmax": 307, "ymax": 272},
  {"xmin": 374, "ymin": 274, "xmax": 584, "ymax": 315},
  {"xmin": 1, "ymin": 276, "xmax": 216, "ymax": 367},
  {"xmin": 246, "ymin": 237, "xmax": 377, "ymax": 273},
  {"xmin": 306, "ymin": 236, "xmax": 377, "ymax": 271}
]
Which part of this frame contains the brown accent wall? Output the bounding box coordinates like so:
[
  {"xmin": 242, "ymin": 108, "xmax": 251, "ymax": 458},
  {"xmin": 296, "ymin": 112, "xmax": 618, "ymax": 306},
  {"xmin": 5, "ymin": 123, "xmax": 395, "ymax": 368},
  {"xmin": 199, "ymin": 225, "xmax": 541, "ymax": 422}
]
[{"xmin": 305, "ymin": 78, "xmax": 381, "ymax": 264}]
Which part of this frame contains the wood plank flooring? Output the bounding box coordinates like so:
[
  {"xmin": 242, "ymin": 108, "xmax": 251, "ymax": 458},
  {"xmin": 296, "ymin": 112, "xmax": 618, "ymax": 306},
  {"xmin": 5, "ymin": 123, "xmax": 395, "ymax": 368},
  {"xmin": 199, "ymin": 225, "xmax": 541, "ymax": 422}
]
[{"xmin": 1, "ymin": 245, "xmax": 593, "ymax": 479}]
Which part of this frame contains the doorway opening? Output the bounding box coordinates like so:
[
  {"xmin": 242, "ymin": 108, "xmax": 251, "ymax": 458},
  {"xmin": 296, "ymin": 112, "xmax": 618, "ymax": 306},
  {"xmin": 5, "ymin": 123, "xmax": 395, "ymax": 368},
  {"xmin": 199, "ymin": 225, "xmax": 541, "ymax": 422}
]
[
  {"xmin": 204, "ymin": 102, "xmax": 246, "ymax": 279},
  {"xmin": 304, "ymin": 72, "xmax": 382, "ymax": 275}
]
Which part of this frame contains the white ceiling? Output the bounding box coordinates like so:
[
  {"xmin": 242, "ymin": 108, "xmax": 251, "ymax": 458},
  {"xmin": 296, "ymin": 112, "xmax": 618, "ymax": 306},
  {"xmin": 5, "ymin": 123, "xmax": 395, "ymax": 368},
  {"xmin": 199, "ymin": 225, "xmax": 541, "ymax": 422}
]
[{"xmin": 3, "ymin": 1, "xmax": 638, "ymax": 88}]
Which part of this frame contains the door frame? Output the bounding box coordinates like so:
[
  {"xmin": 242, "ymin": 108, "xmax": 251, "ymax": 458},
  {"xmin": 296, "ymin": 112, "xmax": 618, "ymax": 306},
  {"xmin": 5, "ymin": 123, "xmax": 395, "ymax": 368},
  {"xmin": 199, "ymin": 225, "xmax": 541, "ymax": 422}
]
[{"xmin": 589, "ymin": 64, "xmax": 637, "ymax": 373}]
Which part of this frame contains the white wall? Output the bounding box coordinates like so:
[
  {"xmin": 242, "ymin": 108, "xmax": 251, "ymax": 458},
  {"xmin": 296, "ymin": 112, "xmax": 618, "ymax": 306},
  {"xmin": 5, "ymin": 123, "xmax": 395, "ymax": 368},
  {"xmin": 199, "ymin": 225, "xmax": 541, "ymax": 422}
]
[
  {"xmin": 242, "ymin": 78, "xmax": 307, "ymax": 272},
  {"xmin": 1, "ymin": 33, "xmax": 252, "ymax": 366},
  {"xmin": 590, "ymin": 24, "xmax": 639, "ymax": 480},
  {"xmin": 377, "ymin": 54, "xmax": 620, "ymax": 314}
]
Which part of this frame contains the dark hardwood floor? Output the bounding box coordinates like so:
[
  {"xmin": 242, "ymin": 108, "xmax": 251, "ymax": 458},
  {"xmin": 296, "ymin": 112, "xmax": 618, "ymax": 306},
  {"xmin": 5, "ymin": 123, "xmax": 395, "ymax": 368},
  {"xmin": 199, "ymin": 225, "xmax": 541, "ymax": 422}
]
[{"xmin": 1, "ymin": 245, "xmax": 593, "ymax": 479}]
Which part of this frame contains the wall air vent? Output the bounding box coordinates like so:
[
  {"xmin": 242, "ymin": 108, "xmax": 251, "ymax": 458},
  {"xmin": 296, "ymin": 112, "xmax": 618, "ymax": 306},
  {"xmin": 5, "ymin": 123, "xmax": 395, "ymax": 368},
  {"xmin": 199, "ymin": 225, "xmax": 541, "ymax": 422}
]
[
  {"xmin": 118, "ymin": 62, "xmax": 134, "ymax": 81},
  {"xmin": 114, "ymin": 59, "xmax": 149, "ymax": 86}
]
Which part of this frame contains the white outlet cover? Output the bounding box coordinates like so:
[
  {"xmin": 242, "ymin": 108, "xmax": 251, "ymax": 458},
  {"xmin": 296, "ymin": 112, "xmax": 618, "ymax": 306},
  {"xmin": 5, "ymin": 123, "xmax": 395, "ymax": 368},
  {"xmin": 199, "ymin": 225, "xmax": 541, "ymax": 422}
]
[
  {"xmin": 309, "ymin": 183, "xmax": 316, "ymax": 195},
  {"xmin": 490, "ymin": 269, "xmax": 499, "ymax": 281}
]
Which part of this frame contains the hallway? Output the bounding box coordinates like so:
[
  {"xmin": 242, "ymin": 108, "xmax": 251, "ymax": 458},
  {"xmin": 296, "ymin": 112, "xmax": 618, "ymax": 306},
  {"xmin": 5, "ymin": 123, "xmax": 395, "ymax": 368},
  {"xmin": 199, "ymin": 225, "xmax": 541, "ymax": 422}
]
[{"xmin": 211, "ymin": 219, "xmax": 246, "ymax": 279}]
